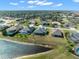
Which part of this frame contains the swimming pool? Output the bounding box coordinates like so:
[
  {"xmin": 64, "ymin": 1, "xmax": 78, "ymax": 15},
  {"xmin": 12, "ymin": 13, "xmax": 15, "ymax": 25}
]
[
  {"xmin": 0, "ymin": 40, "xmax": 51, "ymax": 59},
  {"xmin": 75, "ymin": 48, "xmax": 79, "ymax": 56}
]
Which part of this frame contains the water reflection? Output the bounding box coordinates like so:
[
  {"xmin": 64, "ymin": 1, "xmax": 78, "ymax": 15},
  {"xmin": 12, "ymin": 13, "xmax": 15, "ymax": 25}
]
[{"xmin": 0, "ymin": 40, "xmax": 51, "ymax": 59}]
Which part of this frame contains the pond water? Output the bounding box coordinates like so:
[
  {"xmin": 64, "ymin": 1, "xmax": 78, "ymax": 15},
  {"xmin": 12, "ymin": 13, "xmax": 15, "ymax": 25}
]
[
  {"xmin": 0, "ymin": 40, "xmax": 51, "ymax": 59},
  {"xmin": 75, "ymin": 48, "xmax": 79, "ymax": 55}
]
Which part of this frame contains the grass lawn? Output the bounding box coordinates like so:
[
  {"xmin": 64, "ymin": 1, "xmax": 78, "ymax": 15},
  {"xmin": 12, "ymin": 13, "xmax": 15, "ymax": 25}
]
[{"xmin": 76, "ymin": 24, "xmax": 79, "ymax": 30}]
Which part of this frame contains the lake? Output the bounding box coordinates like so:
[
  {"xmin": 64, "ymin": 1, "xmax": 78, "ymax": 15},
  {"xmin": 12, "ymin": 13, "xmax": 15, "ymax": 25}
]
[{"xmin": 0, "ymin": 40, "xmax": 51, "ymax": 59}]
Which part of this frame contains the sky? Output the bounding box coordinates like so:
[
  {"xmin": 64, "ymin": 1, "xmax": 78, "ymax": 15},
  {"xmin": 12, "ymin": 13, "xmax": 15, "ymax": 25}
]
[{"xmin": 0, "ymin": 0, "xmax": 79, "ymax": 10}]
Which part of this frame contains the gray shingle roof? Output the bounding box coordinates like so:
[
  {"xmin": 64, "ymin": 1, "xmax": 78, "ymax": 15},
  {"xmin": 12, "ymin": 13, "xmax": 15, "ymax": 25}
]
[
  {"xmin": 6, "ymin": 25, "xmax": 23, "ymax": 35},
  {"xmin": 34, "ymin": 27, "xmax": 48, "ymax": 35},
  {"xmin": 19, "ymin": 26, "xmax": 35, "ymax": 34},
  {"xmin": 69, "ymin": 32, "xmax": 79, "ymax": 42},
  {"xmin": 52, "ymin": 29, "xmax": 64, "ymax": 38}
]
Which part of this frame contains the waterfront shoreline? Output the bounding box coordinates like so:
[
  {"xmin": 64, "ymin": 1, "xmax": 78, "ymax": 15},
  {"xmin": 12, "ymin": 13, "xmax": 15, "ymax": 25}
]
[{"xmin": 0, "ymin": 38, "xmax": 53, "ymax": 59}]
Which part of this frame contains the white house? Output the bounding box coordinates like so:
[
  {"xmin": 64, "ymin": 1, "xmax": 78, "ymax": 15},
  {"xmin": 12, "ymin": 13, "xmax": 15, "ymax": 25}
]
[
  {"xmin": 52, "ymin": 22, "xmax": 61, "ymax": 28},
  {"xmin": 0, "ymin": 18, "xmax": 16, "ymax": 27}
]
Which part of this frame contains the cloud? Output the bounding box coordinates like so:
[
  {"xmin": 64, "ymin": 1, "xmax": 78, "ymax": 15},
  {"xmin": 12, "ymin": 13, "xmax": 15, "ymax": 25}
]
[
  {"xmin": 27, "ymin": 0, "xmax": 53, "ymax": 6},
  {"xmin": 27, "ymin": 0, "xmax": 37, "ymax": 4},
  {"xmin": 27, "ymin": 0, "xmax": 63, "ymax": 7},
  {"xmin": 19, "ymin": 1, "xmax": 25, "ymax": 3},
  {"xmin": 36, "ymin": 1, "xmax": 53, "ymax": 6},
  {"xmin": 9, "ymin": 1, "xmax": 25, "ymax": 6},
  {"xmin": 55, "ymin": 3, "xmax": 63, "ymax": 7},
  {"xmin": 73, "ymin": 0, "xmax": 79, "ymax": 2},
  {"xmin": 28, "ymin": 5, "xmax": 35, "ymax": 8},
  {"xmin": 10, "ymin": 2, "xmax": 18, "ymax": 6}
]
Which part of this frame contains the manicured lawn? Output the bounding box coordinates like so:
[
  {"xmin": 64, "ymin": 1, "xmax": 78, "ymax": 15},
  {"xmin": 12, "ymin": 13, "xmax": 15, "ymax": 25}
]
[{"xmin": 77, "ymin": 24, "xmax": 79, "ymax": 30}]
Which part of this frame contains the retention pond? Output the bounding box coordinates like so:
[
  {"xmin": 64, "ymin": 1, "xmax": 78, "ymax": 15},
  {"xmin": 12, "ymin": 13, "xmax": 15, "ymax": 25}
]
[{"xmin": 0, "ymin": 40, "xmax": 52, "ymax": 59}]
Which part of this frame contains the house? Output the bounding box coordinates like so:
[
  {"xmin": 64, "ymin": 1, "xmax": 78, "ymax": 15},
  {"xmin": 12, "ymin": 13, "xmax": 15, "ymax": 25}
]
[
  {"xmin": 63, "ymin": 22, "xmax": 75, "ymax": 28},
  {"xmin": 52, "ymin": 22, "xmax": 61, "ymax": 28},
  {"xmin": 69, "ymin": 31, "xmax": 79, "ymax": 42},
  {"xmin": 52, "ymin": 29, "xmax": 64, "ymax": 38},
  {"xmin": 19, "ymin": 28, "xmax": 29, "ymax": 34},
  {"xmin": 0, "ymin": 25, "xmax": 9, "ymax": 31},
  {"xmin": 16, "ymin": 18, "xmax": 25, "ymax": 23},
  {"xmin": 19, "ymin": 26, "xmax": 35, "ymax": 35},
  {"xmin": 28, "ymin": 24, "xmax": 35, "ymax": 28},
  {"xmin": 3, "ymin": 17, "xmax": 13, "ymax": 20},
  {"xmin": 29, "ymin": 19, "xmax": 36, "ymax": 25},
  {"xmin": 74, "ymin": 44, "xmax": 79, "ymax": 56},
  {"xmin": 34, "ymin": 25, "xmax": 48, "ymax": 35},
  {"xmin": 74, "ymin": 13, "xmax": 79, "ymax": 17},
  {"xmin": 0, "ymin": 18, "xmax": 6, "ymax": 26},
  {"xmin": 42, "ymin": 21, "xmax": 49, "ymax": 26},
  {"xmin": 5, "ymin": 25, "xmax": 23, "ymax": 36},
  {"xmin": 0, "ymin": 18, "xmax": 16, "ymax": 27},
  {"xmin": 0, "ymin": 19, "xmax": 9, "ymax": 30}
]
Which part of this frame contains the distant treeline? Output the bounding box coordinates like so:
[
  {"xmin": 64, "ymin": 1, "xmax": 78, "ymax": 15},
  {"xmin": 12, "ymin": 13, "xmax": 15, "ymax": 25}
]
[
  {"xmin": 0, "ymin": 10, "xmax": 73, "ymax": 21},
  {"xmin": 0, "ymin": 11, "xmax": 72, "ymax": 17}
]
